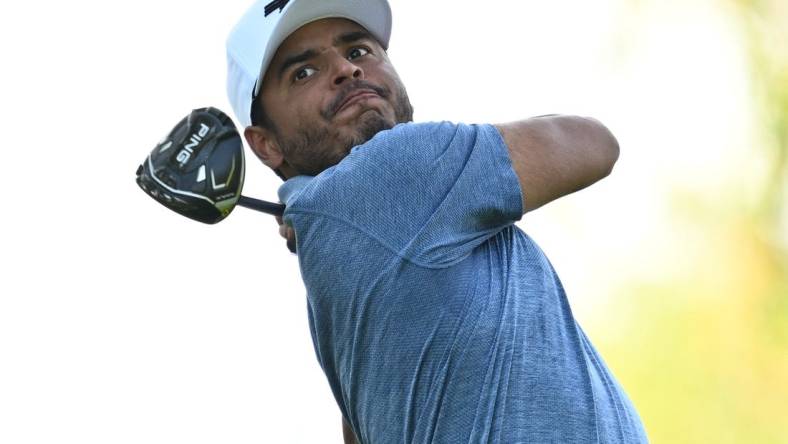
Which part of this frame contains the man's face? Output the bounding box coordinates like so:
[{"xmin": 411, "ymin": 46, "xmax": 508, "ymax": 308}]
[{"xmin": 253, "ymin": 18, "xmax": 413, "ymax": 177}]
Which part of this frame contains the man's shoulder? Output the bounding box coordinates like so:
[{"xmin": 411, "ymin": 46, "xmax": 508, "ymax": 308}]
[
  {"xmin": 281, "ymin": 122, "xmax": 458, "ymax": 191},
  {"xmin": 277, "ymin": 121, "xmax": 498, "ymax": 216},
  {"xmin": 352, "ymin": 120, "xmax": 486, "ymax": 154},
  {"xmin": 342, "ymin": 120, "xmax": 502, "ymax": 175},
  {"xmin": 355, "ymin": 120, "xmax": 459, "ymax": 148}
]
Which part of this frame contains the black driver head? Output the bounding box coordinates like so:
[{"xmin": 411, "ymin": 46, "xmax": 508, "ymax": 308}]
[{"xmin": 136, "ymin": 107, "xmax": 245, "ymax": 224}]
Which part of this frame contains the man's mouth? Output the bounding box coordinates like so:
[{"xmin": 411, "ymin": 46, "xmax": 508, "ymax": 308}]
[
  {"xmin": 324, "ymin": 82, "xmax": 389, "ymax": 120},
  {"xmin": 336, "ymin": 89, "xmax": 381, "ymax": 114}
]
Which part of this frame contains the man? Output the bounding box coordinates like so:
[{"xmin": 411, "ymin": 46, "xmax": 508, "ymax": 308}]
[{"xmin": 226, "ymin": 0, "xmax": 648, "ymax": 442}]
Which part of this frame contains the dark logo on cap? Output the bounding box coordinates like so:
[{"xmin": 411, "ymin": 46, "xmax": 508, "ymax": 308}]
[{"xmin": 264, "ymin": 0, "xmax": 290, "ymax": 16}]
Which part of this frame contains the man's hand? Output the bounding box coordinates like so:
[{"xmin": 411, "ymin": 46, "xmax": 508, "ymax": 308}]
[
  {"xmin": 495, "ymin": 115, "xmax": 620, "ymax": 214},
  {"xmin": 275, "ymin": 215, "xmax": 297, "ymax": 253}
]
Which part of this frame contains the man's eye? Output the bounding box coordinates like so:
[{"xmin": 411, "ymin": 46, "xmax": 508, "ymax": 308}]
[
  {"xmin": 348, "ymin": 47, "xmax": 369, "ymax": 60},
  {"xmin": 294, "ymin": 67, "xmax": 317, "ymax": 81}
]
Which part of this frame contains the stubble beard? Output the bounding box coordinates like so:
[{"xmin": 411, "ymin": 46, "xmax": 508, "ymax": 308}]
[{"xmin": 275, "ymin": 80, "xmax": 414, "ymax": 177}]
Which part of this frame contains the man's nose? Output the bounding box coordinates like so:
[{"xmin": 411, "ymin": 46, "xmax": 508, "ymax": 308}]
[{"xmin": 330, "ymin": 54, "xmax": 363, "ymax": 86}]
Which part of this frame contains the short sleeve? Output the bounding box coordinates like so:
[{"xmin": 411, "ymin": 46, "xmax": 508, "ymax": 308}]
[{"xmin": 282, "ymin": 121, "xmax": 523, "ymax": 267}]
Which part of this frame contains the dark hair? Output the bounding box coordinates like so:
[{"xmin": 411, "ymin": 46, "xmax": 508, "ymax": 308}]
[
  {"xmin": 250, "ymin": 92, "xmax": 275, "ymax": 129},
  {"xmin": 250, "ymin": 93, "xmax": 287, "ymax": 182}
]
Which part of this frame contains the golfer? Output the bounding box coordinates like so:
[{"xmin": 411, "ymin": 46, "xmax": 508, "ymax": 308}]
[{"xmin": 226, "ymin": 0, "xmax": 648, "ymax": 442}]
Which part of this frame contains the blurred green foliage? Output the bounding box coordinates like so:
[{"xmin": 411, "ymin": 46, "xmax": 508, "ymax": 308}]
[{"xmin": 600, "ymin": 1, "xmax": 788, "ymax": 442}]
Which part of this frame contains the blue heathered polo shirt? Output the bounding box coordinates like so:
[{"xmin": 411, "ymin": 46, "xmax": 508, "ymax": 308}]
[{"xmin": 278, "ymin": 121, "xmax": 648, "ymax": 443}]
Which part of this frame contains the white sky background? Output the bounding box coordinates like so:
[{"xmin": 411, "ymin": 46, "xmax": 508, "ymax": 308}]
[{"xmin": 0, "ymin": 0, "xmax": 752, "ymax": 442}]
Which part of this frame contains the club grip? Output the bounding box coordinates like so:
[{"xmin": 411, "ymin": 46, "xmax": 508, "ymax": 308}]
[{"xmin": 237, "ymin": 195, "xmax": 286, "ymax": 216}]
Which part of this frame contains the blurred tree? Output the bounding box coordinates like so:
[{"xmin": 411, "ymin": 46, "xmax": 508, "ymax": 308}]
[{"xmin": 598, "ymin": 0, "xmax": 788, "ymax": 442}]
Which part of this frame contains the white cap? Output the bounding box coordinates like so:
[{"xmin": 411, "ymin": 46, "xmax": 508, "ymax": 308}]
[{"xmin": 226, "ymin": 0, "xmax": 392, "ymax": 128}]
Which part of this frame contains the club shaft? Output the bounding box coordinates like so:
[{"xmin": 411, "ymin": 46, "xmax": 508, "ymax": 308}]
[{"xmin": 237, "ymin": 195, "xmax": 286, "ymax": 216}]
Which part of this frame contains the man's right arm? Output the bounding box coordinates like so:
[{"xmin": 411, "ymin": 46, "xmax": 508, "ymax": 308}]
[
  {"xmin": 495, "ymin": 115, "xmax": 620, "ymax": 214},
  {"xmin": 272, "ymin": 117, "xmax": 618, "ymax": 256}
]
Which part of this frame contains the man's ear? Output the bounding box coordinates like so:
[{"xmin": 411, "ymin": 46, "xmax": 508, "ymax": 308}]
[{"xmin": 244, "ymin": 126, "xmax": 285, "ymax": 170}]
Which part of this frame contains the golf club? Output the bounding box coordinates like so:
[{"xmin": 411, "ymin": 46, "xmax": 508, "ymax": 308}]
[{"xmin": 136, "ymin": 107, "xmax": 285, "ymax": 224}]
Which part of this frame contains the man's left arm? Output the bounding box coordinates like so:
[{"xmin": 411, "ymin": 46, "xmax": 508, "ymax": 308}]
[{"xmin": 495, "ymin": 115, "xmax": 620, "ymax": 214}]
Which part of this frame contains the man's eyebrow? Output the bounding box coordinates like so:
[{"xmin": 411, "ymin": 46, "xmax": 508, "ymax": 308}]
[
  {"xmin": 333, "ymin": 30, "xmax": 373, "ymax": 46},
  {"xmin": 276, "ymin": 31, "xmax": 373, "ymax": 81},
  {"xmin": 277, "ymin": 48, "xmax": 319, "ymax": 81}
]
